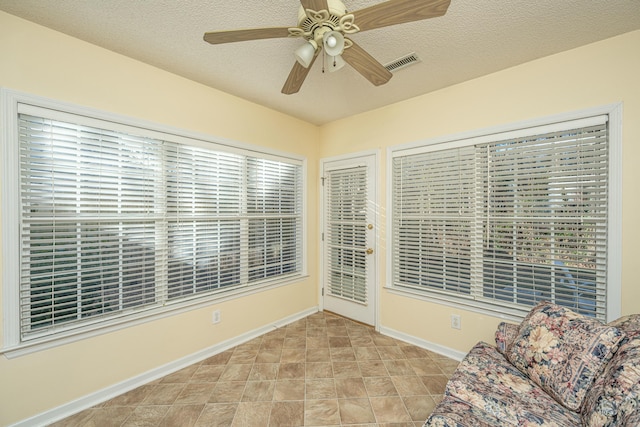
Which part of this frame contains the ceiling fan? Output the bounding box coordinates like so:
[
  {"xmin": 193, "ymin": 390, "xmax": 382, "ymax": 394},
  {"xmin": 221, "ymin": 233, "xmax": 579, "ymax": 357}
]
[{"xmin": 203, "ymin": 0, "xmax": 451, "ymax": 95}]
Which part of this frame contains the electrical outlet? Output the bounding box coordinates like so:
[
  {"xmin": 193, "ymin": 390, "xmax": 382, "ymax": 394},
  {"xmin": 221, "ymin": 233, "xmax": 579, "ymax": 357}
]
[
  {"xmin": 212, "ymin": 310, "xmax": 221, "ymax": 324},
  {"xmin": 451, "ymin": 314, "xmax": 461, "ymax": 330}
]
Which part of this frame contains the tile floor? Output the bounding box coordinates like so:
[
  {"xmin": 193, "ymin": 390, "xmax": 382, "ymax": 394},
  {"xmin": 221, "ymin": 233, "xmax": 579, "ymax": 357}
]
[{"xmin": 51, "ymin": 311, "xmax": 458, "ymax": 426}]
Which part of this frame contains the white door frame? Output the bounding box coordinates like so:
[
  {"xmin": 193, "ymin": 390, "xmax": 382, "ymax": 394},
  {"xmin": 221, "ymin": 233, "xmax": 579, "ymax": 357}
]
[{"xmin": 319, "ymin": 150, "xmax": 380, "ymax": 330}]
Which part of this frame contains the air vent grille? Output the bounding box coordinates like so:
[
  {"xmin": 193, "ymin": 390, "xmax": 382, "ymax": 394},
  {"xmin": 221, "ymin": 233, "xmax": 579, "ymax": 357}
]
[{"xmin": 384, "ymin": 53, "xmax": 421, "ymax": 72}]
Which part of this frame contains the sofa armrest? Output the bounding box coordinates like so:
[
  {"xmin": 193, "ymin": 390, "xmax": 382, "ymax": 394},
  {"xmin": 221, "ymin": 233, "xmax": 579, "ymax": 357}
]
[{"xmin": 495, "ymin": 322, "xmax": 519, "ymax": 355}]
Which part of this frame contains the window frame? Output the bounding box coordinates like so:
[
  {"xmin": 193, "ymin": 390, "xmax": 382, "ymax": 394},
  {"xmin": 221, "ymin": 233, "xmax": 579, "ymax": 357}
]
[
  {"xmin": 1, "ymin": 89, "xmax": 308, "ymax": 357},
  {"xmin": 386, "ymin": 104, "xmax": 622, "ymax": 322}
]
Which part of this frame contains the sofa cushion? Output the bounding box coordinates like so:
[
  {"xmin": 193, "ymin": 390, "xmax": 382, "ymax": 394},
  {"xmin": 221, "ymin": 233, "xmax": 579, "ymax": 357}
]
[
  {"xmin": 495, "ymin": 321, "xmax": 519, "ymax": 355},
  {"xmin": 442, "ymin": 341, "xmax": 582, "ymax": 426},
  {"xmin": 582, "ymin": 314, "xmax": 640, "ymax": 426},
  {"xmin": 507, "ymin": 301, "xmax": 625, "ymax": 411},
  {"xmin": 423, "ymin": 395, "xmax": 511, "ymax": 427},
  {"xmin": 609, "ymin": 314, "xmax": 640, "ymax": 333}
]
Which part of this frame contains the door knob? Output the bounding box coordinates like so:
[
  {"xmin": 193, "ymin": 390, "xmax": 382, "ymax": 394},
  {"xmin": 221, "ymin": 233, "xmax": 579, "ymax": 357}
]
[{"xmin": 366, "ymin": 248, "xmax": 374, "ymax": 255}]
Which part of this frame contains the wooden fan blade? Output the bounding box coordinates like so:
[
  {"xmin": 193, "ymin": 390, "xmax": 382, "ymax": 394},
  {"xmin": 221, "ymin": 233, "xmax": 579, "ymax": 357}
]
[
  {"xmin": 352, "ymin": 0, "xmax": 450, "ymax": 32},
  {"xmin": 282, "ymin": 55, "xmax": 318, "ymax": 95},
  {"xmin": 204, "ymin": 27, "xmax": 291, "ymax": 45},
  {"xmin": 341, "ymin": 40, "xmax": 392, "ymax": 86},
  {"xmin": 299, "ymin": 0, "xmax": 329, "ymax": 11}
]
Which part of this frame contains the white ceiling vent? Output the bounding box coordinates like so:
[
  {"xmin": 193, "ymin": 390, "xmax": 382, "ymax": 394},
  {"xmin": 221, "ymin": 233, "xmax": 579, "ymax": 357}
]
[{"xmin": 384, "ymin": 53, "xmax": 421, "ymax": 72}]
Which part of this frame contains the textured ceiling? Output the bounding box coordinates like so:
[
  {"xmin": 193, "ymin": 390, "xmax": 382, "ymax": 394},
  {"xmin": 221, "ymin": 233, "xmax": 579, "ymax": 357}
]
[{"xmin": 1, "ymin": 0, "xmax": 639, "ymax": 125}]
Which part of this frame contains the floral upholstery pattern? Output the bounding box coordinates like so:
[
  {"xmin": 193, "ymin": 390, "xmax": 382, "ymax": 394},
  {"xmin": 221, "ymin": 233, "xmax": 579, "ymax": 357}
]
[
  {"xmin": 423, "ymin": 307, "xmax": 639, "ymax": 427},
  {"xmin": 507, "ymin": 302, "xmax": 625, "ymax": 411},
  {"xmin": 439, "ymin": 341, "xmax": 582, "ymax": 426},
  {"xmin": 582, "ymin": 314, "xmax": 640, "ymax": 426},
  {"xmin": 423, "ymin": 395, "xmax": 508, "ymax": 427},
  {"xmin": 495, "ymin": 321, "xmax": 519, "ymax": 355}
]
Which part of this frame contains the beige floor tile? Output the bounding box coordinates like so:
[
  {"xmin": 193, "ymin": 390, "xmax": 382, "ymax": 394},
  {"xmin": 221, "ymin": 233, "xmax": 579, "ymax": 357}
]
[
  {"xmin": 420, "ymin": 375, "xmax": 449, "ymax": 395},
  {"xmin": 158, "ymin": 404, "xmax": 203, "ymax": 427},
  {"xmin": 141, "ymin": 384, "xmax": 185, "ymax": 405},
  {"xmin": 231, "ymin": 401, "xmax": 271, "ymax": 426},
  {"xmin": 358, "ymin": 360, "xmax": 389, "ymax": 377},
  {"xmin": 278, "ymin": 362, "xmax": 305, "ymax": 379},
  {"xmin": 306, "ymin": 378, "xmax": 337, "ymax": 399},
  {"xmin": 241, "ymin": 380, "xmax": 275, "ymax": 402},
  {"xmin": 327, "ymin": 326, "xmax": 349, "ymax": 337},
  {"xmin": 332, "ymin": 361, "xmax": 360, "ymax": 378},
  {"xmin": 284, "ymin": 336, "xmax": 306, "ymax": 348},
  {"xmin": 363, "ymin": 377, "xmax": 399, "ymax": 397},
  {"xmin": 339, "ymin": 398, "xmax": 377, "ymax": 424},
  {"xmin": 49, "ymin": 409, "xmax": 97, "ymax": 427},
  {"xmin": 190, "ymin": 364, "xmax": 225, "ymax": 383},
  {"xmin": 121, "ymin": 405, "xmax": 170, "ymax": 427},
  {"xmin": 175, "ymin": 383, "xmax": 215, "ymax": 405},
  {"xmin": 104, "ymin": 385, "xmax": 155, "ymax": 407},
  {"xmin": 383, "ymin": 359, "xmax": 415, "ymax": 376},
  {"xmin": 160, "ymin": 365, "xmax": 199, "ymax": 384},
  {"xmin": 369, "ymin": 396, "xmax": 412, "ymax": 423},
  {"xmin": 307, "ymin": 347, "xmax": 331, "ymax": 362},
  {"xmin": 408, "ymin": 358, "xmax": 444, "ymax": 376},
  {"xmin": 391, "ymin": 376, "xmax": 429, "ymax": 396},
  {"xmin": 202, "ymin": 351, "xmax": 232, "ymax": 365},
  {"xmin": 401, "ymin": 345, "xmax": 434, "ymax": 359},
  {"xmin": 273, "ymin": 379, "xmax": 305, "ymax": 401},
  {"xmin": 355, "ymin": 347, "xmax": 381, "ymax": 360},
  {"xmin": 306, "ymin": 362, "xmax": 334, "ymax": 379},
  {"xmin": 219, "ymin": 363, "xmax": 252, "ymax": 381},
  {"xmin": 84, "ymin": 406, "xmax": 136, "ymax": 427},
  {"xmin": 209, "ymin": 382, "xmax": 246, "ymax": 403},
  {"xmin": 307, "ymin": 336, "xmax": 330, "ymax": 348},
  {"xmin": 248, "ymin": 363, "xmax": 279, "ymax": 381},
  {"xmin": 330, "ymin": 347, "xmax": 356, "ymax": 361},
  {"xmin": 403, "ymin": 395, "xmax": 437, "ymax": 422},
  {"xmin": 269, "ymin": 401, "xmax": 304, "ymax": 427},
  {"xmin": 228, "ymin": 348, "xmax": 258, "ymax": 364},
  {"xmin": 377, "ymin": 346, "xmax": 406, "ymax": 360},
  {"xmin": 280, "ymin": 347, "xmax": 306, "ymax": 363},
  {"xmin": 329, "ymin": 336, "xmax": 352, "ymax": 348},
  {"xmin": 335, "ymin": 377, "xmax": 368, "ymax": 399},
  {"xmin": 194, "ymin": 403, "xmax": 237, "ymax": 427},
  {"xmin": 305, "ymin": 399, "xmax": 341, "ymax": 426},
  {"xmin": 255, "ymin": 348, "xmax": 283, "ymax": 363}
]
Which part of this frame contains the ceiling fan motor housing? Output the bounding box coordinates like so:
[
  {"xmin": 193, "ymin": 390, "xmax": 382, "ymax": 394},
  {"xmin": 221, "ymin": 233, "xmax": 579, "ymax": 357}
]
[{"xmin": 297, "ymin": 0, "xmax": 347, "ymax": 41}]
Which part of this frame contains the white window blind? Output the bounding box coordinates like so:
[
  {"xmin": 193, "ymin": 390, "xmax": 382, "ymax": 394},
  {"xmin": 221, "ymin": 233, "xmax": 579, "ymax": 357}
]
[
  {"xmin": 326, "ymin": 166, "xmax": 368, "ymax": 304},
  {"xmin": 391, "ymin": 116, "xmax": 609, "ymax": 320},
  {"xmin": 15, "ymin": 107, "xmax": 303, "ymax": 342},
  {"xmin": 393, "ymin": 148, "xmax": 475, "ymax": 297}
]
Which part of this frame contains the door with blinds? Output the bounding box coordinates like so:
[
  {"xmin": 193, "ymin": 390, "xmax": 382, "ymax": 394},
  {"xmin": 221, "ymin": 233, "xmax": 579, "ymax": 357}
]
[{"xmin": 321, "ymin": 154, "xmax": 376, "ymax": 326}]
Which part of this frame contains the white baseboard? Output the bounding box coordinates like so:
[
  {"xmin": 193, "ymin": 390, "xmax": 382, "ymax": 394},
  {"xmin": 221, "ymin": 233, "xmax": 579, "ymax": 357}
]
[
  {"xmin": 12, "ymin": 306, "xmax": 319, "ymax": 427},
  {"xmin": 379, "ymin": 325, "xmax": 468, "ymax": 361}
]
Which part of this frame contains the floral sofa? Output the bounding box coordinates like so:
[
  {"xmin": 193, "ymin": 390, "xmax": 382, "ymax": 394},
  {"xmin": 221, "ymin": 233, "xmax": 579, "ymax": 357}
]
[{"xmin": 424, "ymin": 301, "xmax": 640, "ymax": 426}]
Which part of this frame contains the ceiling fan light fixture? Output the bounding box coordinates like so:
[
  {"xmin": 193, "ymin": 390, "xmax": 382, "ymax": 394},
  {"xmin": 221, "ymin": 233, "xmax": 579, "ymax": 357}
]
[
  {"xmin": 294, "ymin": 40, "xmax": 318, "ymax": 68},
  {"xmin": 323, "ymin": 31, "xmax": 344, "ymax": 57}
]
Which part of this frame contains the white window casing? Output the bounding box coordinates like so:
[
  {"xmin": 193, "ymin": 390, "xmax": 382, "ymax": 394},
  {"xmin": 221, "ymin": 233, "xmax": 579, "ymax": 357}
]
[
  {"xmin": 387, "ymin": 105, "xmax": 622, "ymax": 322},
  {"xmin": 1, "ymin": 89, "xmax": 306, "ymax": 355}
]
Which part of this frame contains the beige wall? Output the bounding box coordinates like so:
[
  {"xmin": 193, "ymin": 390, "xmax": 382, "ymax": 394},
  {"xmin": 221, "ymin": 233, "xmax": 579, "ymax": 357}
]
[
  {"xmin": 0, "ymin": 12, "xmax": 320, "ymax": 426},
  {"xmin": 2, "ymin": 8, "xmax": 640, "ymax": 425},
  {"xmin": 320, "ymin": 30, "xmax": 640, "ymax": 352}
]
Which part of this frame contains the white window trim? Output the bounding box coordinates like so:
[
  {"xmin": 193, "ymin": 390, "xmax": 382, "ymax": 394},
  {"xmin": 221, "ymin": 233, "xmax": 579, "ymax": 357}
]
[
  {"xmin": 386, "ymin": 103, "xmax": 622, "ymax": 322},
  {"xmin": 1, "ymin": 88, "xmax": 308, "ymax": 357}
]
